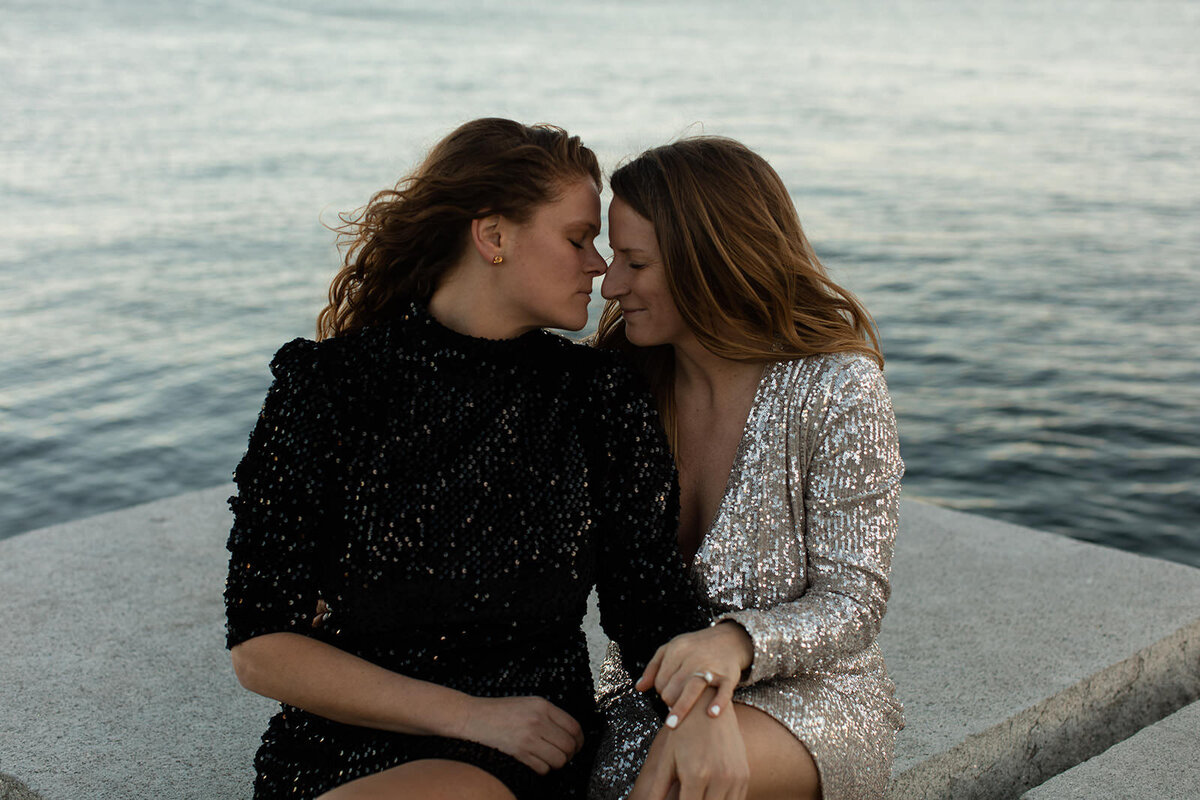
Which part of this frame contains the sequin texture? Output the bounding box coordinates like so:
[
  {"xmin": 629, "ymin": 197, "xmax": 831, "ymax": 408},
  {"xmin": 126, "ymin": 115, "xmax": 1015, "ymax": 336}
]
[
  {"xmin": 224, "ymin": 303, "xmax": 707, "ymax": 800},
  {"xmin": 592, "ymin": 354, "xmax": 905, "ymax": 800}
]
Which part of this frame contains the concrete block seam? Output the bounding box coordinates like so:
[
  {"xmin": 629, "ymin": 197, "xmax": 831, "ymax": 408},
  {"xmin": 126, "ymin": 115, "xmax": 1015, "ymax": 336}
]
[{"xmin": 887, "ymin": 617, "xmax": 1200, "ymax": 800}]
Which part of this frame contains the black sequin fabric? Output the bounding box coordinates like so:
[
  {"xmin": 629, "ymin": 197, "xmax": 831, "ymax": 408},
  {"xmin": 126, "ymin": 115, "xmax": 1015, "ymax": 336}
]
[{"xmin": 225, "ymin": 303, "xmax": 707, "ymax": 800}]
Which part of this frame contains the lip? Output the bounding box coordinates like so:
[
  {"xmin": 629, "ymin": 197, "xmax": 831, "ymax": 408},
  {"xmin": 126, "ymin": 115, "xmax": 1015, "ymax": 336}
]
[{"xmin": 621, "ymin": 307, "xmax": 645, "ymax": 315}]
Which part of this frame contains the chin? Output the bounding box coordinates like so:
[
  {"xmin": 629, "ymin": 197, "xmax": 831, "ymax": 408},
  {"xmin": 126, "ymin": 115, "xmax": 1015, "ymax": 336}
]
[
  {"xmin": 552, "ymin": 312, "xmax": 588, "ymax": 332},
  {"xmin": 623, "ymin": 327, "xmax": 659, "ymax": 348}
]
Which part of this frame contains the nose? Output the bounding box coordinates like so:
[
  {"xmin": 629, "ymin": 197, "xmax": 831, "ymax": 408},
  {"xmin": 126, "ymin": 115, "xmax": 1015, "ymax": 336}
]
[
  {"xmin": 601, "ymin": 260, "xmax": 628, "ymax": 301},
  {"xmin": 584, "ymin": 244, "xmax": 607, "ymax": 278}
]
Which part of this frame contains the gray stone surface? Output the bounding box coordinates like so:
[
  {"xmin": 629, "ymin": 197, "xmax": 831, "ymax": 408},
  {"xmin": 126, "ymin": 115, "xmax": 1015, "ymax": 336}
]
[
  {"xmin": 880, "ymin": 502, "xmax": 1200, "ymax": 798},
  {"xmin": 2, "ymin": 489, "xmax": 1199, "ymax": 799},
  {"xmin": 0, "ymin": 487, "xmax": 272, "ymax": 800},
  {"xmin": 1021, "ymin": 700, "xmax": 1200, "ymax": 799}
]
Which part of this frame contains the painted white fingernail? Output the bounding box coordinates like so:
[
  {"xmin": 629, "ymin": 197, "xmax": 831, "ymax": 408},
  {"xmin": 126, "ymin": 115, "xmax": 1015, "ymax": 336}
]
[
  {"xmin": 666, "ymin": 714, "xmax": 678, "ymax": 728},
  {"xmin": 710, "ymin": 704, "xmax": 721, "ymax": 717}
]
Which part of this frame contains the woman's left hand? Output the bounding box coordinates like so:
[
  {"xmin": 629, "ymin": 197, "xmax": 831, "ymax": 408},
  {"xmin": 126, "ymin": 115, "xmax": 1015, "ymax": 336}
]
[{"xmin": 637, "ymin": 622, "xmax": 753, "ymax": 726}]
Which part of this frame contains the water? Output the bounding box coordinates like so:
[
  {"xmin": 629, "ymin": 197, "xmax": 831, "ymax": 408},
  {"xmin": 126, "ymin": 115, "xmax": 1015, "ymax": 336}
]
[{"xmin": 2, "ymin": 0, "xmax": 1198, "ymax": 565}]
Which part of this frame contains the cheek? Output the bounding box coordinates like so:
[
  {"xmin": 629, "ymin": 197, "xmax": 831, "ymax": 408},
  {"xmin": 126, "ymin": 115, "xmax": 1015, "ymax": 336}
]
[{"xmin": 650, "ymin": 285, "xmax": 678, "ymax": 318}]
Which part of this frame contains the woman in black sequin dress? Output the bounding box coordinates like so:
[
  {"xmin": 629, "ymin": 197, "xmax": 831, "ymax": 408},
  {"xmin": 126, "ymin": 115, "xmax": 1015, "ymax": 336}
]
[{"xmin": 224, "ymin": 119, "xmax": 707, "ymax": 800}]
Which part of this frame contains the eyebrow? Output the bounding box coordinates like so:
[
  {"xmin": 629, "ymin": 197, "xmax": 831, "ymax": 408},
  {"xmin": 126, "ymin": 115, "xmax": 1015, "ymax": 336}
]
[
  {"xmin": 569, "ymin": 221, "xmax": 601, "ymax": 236},
  {"xmin": 610, "ymin": 245, "xmax": 651, "ymax": 256}
]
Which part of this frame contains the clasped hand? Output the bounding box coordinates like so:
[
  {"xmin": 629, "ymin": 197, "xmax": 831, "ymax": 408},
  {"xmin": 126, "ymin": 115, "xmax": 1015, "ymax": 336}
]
[
  {"xmin": 636, "ymin": 621, "xmax": 753, "ymax": 726},
  {"xmin": 628, "ymin": 685, "xmax": 750, "ymax": 800},
  {"xmin": 453, "ymin": 694, "xmax": 585, "ymax": 776}
]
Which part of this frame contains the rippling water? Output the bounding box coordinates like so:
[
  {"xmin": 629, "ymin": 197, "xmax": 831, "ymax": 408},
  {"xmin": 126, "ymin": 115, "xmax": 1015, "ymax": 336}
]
[{"xmin": 2, "ymin": 0, "xmax": 1198, "ymax": 565}]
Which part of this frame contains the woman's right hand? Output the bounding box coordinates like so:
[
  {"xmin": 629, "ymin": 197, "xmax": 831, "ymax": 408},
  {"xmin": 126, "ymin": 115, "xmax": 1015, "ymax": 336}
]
[
  {"xmin": 454, "ymin": 695, "xmax": 585, "ymax": 775},
  {"xmin": 629, "ymin": 687, "xmax": 749, "ymax": 800}
]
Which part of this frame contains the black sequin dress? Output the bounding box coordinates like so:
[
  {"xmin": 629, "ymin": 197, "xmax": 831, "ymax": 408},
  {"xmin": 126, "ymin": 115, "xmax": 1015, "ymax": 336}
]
[{"xmin": 225, "ymin": 304, "xmax": 706, "ymax": 800}]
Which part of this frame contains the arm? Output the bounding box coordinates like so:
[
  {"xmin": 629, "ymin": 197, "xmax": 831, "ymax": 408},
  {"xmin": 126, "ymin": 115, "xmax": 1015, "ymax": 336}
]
[
  {"xmin": 231, "ymin": 632, "xmax": 472, "ymax": 736},
  {"xmin": 591, "ymin": 358, "xmax": 712, "ymax": 687},
  {"xmin": 225, "ymin": 341, "xmax": 582, "ymax": 772},
  {"xmin": 231, "ymin": 632, "xmax": 582, "ymax": 773},
  {"xmin": 225, "ymin": 339, "xmax": 337, "ymax": 647},
  {"xmin": 717, "ymin": 357, "xmax": 903, "ymax": 684}
]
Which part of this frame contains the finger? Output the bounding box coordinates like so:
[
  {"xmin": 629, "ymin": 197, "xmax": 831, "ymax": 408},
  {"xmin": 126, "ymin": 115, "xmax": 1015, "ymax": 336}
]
[
  {"xmin": 666, "ymin": 675, "xmax": 709, "ymax": 724},
  {"xmin": 658, "ymin": 668, "xmax": 686, "ymax": 708},
  {"xmin": 535, "ymin": 702, "xmax": 580, "ymax": 760},
  {"xmin": 654, "ymin": 648, "xmax": 685, "ymax": 696},
  {"xmin": 520, "ymin": 751, "xmax": 553, "ymax": 776},
  {"xmin": 631, "ymin": 760, "xmax": 676, "ymax": 800},
  {"xmin": 677, "ymin": 771, "xmax": 707, "ymax": 800},
  {"xmin": 708, "ymin": 679, "xmax": 736, "ymax": 719},
  {"xmin": 638, "ymin": 646, "xmax": 667, "ymax": 692},
  {"xmin": 534, "ymin": 734, "xmax": 573, "ymax": 770},
  {"xmin": 708, "ymin": 766, "xmax": 736, "ymax": 800},
  {"xmin": 537, "ymin": 724, "xmax": 578, "ymax": 764},
  {"xmin": 544, "ymin": 703, "xmax": 585, "ymax": 752},
  {"xmin": 630, "ymin": 736, "xmax": 675, "ymax": 800}
]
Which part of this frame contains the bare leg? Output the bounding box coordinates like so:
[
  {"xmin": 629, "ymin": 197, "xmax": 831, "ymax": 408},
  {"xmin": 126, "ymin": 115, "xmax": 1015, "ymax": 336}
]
[
  {"xmin": 736, "ymin": 703, "xmax": 821, "ymax": 800},
  {"xmin": 315, "ymin": 758, "xmax": 519, "ymax": 800}
]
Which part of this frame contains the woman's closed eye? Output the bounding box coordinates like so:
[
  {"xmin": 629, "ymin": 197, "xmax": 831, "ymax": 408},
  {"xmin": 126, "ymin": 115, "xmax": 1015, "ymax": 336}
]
[{"xmin": 608, "ymin": 251, "xmax": 647, "ymax": 270}]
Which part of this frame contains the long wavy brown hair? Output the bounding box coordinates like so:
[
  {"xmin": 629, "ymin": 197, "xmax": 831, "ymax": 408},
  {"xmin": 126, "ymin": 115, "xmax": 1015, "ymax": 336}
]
[
  {"xmin": 594, "ymin": 137, "xmax": 882, "ymax": 442},
  {"xmin": 316, "ymin": 118, "xmax": 601, "ymax": 340}
]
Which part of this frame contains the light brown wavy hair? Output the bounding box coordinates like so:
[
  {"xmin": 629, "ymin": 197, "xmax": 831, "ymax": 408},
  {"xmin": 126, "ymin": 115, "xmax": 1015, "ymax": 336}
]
[
  {"xmin": 317, "ymin": 118, "xmax": 601, "ymax": 339},
  {"xmin": 594, "ymin": 137, "xmax": 882, "ymax": 441}
]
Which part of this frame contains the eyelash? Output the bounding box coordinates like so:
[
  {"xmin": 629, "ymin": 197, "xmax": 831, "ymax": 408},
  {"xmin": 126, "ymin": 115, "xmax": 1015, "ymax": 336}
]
[
  {"xmin": 605, "ymin": 252, "xmax": 646, "ymax": 270},
  {"xmin": 570, "ymin": 240, "xmax": 583, "ymax": 249}
]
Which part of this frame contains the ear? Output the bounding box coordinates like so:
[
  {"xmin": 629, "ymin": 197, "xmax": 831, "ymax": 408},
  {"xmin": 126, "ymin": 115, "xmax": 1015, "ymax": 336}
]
[{"xmin": 469, "ymin": 214, "xmax": 505, "ymax": 264}]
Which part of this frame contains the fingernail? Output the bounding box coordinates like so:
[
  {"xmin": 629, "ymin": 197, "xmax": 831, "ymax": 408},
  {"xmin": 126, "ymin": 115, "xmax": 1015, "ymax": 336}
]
[
  {"xmin": 710, "ymin": 704, "xmax": 721, "ymax": 717},
  {"xmin": 665, "ymin": 714, "xmax": 678, "ymax": 729}
]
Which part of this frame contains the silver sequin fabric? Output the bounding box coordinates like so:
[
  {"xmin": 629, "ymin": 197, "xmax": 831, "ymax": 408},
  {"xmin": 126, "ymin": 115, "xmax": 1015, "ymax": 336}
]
[{"xmin": 591, "ymin": 353, "xmax": 905, "ymax": 800}]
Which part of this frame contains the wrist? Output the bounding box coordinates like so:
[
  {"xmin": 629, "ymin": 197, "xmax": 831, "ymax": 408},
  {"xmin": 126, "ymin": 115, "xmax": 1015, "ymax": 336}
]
[
  {"xmin": 715, "ymin": 621, "xmax": 754, "ymax": 674},
  {"xmin": 435, "ymin": 689, "xmax": 476, "ymax": 740}
]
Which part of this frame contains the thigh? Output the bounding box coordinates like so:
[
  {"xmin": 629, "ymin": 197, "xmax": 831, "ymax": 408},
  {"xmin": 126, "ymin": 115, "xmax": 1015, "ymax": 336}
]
[
  {"xmin": 735, "ymin": 703, "xmax": 821, "ymax": 800},
  {"xmin": 315, "ymin": 758, "xmax": 519, "ymax": 800}
]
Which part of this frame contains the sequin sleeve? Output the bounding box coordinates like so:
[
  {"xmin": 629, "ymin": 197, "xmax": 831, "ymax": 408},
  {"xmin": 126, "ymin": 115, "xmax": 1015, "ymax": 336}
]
[
  {"xmin": 718, "ymin": 356, "xmax": 902, "ymax": 684},
  {"xmin": 591, "ymin": 359, "xmax": 711, "ymax": 679},
  {"xmin": 224, "ymin": 339, "xmax": 339, "ymax": 650}
]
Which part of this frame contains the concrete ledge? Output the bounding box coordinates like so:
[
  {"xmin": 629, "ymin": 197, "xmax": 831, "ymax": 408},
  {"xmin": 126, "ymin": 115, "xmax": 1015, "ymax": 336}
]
[
  {"xmin": 2, "ymin": 489, "xmax": 1199, "ymax": 799},
  {"xmin": 881, "ymin": 503, "xmax": 1200, "ymax": 798},
  {"xmin": 0, "ymin": 488, "xmax": 271, "ymax": 800},
  {"xmin": 1021, "ymin": 700, "xmax": 1200, "ymax": 799}
]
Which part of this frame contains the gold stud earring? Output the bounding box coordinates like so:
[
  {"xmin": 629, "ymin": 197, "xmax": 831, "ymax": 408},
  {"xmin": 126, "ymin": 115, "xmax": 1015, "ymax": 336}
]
[{"xmin": 492, "ymin": 255, "xmax": 504, "ymax": 264}]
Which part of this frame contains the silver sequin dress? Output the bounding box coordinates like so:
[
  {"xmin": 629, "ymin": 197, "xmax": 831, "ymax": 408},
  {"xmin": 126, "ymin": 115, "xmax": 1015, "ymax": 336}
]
[{"xmin": 591, "ymin": 353, "xmax": 905, "ymax": 800}]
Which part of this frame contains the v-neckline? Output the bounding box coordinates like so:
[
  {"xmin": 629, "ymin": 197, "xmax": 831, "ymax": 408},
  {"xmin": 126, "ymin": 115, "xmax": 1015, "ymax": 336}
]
[{"xmin": 684, "ymin": 361, "xmax": 774, "ymax": 571}]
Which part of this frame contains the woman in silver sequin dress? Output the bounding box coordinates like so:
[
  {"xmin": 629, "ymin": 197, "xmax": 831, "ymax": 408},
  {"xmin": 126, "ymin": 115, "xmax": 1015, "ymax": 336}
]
[{"xmin": 591, "ymin": 137, "xmax": 905, "ymax": 800}]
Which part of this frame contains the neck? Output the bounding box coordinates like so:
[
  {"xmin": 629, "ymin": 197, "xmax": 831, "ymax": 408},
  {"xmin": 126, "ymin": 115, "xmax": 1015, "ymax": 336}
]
[
  {"xmin": 428, "ymin": 263, "xmax": 534, "ymax": 340},
  {"xmin": 671, "ymin": 336, "xmax": 764, "ymax": 407}
]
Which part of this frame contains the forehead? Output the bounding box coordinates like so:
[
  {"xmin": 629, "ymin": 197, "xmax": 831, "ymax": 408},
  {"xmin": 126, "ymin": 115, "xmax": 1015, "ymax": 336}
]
[
  {"xmin": 534, "ymin": 178, "xmax": 600, "ymax": 227},
  {"xmin": 608, "ymin": 196, "xmax": 656, "ymax": 247}
]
